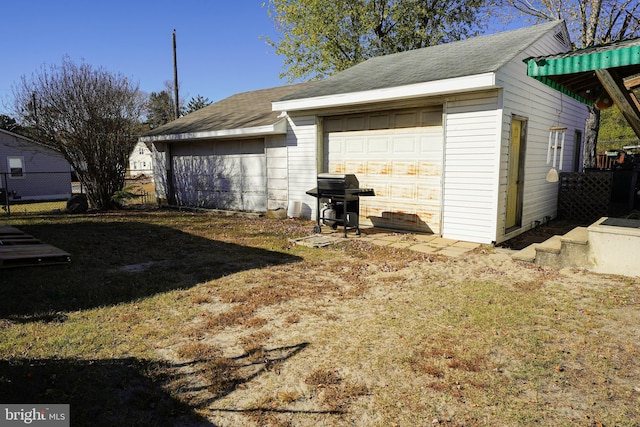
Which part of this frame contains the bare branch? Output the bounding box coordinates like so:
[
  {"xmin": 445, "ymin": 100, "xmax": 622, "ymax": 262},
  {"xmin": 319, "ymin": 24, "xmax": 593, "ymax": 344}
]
[{"xmin": 12, "ymin": 57, "xmax": 144, "ymax": 209}]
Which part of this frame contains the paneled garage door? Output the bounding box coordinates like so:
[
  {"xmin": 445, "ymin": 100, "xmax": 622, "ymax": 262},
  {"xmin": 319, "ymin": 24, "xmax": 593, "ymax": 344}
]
[
  {"xmin": 324, "ymin": 108, "xmax": 443, "ymax": 233},
  {"xmin": 171, "ymin": 138, "xmax": 267, "ymax": 212}
]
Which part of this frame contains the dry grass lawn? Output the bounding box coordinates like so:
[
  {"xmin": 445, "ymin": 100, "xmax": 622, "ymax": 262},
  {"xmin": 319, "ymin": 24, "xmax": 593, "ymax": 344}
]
[{"xmin": 0, "ymin": 210, "xmax": 639, "ymax": 426}]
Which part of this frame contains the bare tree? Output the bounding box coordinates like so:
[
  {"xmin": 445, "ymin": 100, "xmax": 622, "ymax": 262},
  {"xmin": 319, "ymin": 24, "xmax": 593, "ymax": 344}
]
[
  {"xmin": 497, "ymin": 0, "xmax": 640, "ymax": 168},
  {"xmin": 13, "ymin": 57, "xmax": 145, "ymax": 209}
]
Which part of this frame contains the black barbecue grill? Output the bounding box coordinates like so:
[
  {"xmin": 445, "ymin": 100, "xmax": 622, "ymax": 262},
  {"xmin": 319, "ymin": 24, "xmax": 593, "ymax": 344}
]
[{"xmin": 306, "ymin": 173, "xmax": 375, "ymax": 237}]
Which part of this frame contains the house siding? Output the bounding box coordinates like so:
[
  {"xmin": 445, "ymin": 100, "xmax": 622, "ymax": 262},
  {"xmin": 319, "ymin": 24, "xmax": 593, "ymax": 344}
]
[
  {"xmin": 266, "ymin": 135, "xmax": 288, "ymax": 210},
  {"xmin": 150, "ymin": 141, "xmax": 169, "ymax": 203},
  {"xmin": 442, "ymin": 90, "xmax": 502, "ymax": 243},
  {"xmin": 286, "ymin": 115, "xmax": 317, "ymax": 217},
  {"xmin": 495, "ymin": 28, "xmax": 588, "ymax": 243},
  {"xmin": 0, "ymin": 130, "xmax": 71, "ymax": 199}
]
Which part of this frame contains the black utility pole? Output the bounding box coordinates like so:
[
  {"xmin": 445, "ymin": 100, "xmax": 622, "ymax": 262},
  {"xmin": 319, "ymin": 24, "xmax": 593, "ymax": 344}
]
[{"xmin": 172, "ymin": 29, "xmax": 180, "ymax": 120}]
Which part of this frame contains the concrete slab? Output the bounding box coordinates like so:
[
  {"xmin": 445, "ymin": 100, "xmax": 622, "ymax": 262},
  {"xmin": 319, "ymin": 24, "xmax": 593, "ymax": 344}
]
[
  {"xmin": 370, "ymin": 239, "xmax": 393, "ymax": 246},
  {"xmin": 378, "ymin": 234, "xmax": 410, "ymax": 242},
  {"xmin": 452, "ymin": 241, "xmax": 481, "ymax": 250},
  {"xmin": 408, "ymin": 243, "xmax": 440, "ymax": 254},
  {"xmin": 430, "ymin": 237, "xmax": 459, "ymax": 246},
  {"xmin": 389, "ymin": 242, "xmax": 413, "ymax": 249},
  {"xmin": 588, "ymin": 217, "xmax": 640, "ymax": 276},
  {"xmin": 412, "ymin": 234, "xmax": 438, "ymax": 243},
  {"xmin": 437, "ymin": 246, "xmax": 474, "ymax": 257},
  {"xmin": 289, "ymin": 234, "xmax": 342, "ymax": 248},
  {"xmin": 289, "ymin": 227, "xmax": 480, "ymax": 259}
]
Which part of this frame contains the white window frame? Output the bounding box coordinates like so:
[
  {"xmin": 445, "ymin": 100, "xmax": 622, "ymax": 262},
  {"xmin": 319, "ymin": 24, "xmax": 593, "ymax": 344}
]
[{"xmin": 7, "ymin": 156, "xmax": 25, "ymax": 179}]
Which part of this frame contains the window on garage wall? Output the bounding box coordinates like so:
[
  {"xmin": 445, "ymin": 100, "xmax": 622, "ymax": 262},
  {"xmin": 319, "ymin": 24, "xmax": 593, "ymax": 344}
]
[{"xmin": 7, "ymin": 156, "xmax": 25, "ymax": 178}]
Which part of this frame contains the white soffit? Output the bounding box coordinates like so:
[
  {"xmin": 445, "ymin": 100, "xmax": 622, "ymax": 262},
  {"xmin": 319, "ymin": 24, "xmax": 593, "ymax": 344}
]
[
  {"xmin": 139, "ymin": 118, "xmax": 288, "ymax": 143},
  {"xmin": 272, "ymin": 72, "xmax": 498, "ymax": 112}
]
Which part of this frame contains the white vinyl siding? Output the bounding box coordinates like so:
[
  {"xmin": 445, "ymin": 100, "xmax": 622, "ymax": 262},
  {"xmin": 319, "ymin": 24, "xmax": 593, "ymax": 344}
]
[
  {"xmin": 0, "ymin": 130, "xmax": 71, "ymax": 200},
  {"xmin": 442, "ymin": 91, "xmax": 502, "ymax": 243},
  {"xmin": 286, "ymin": 115, "xmax": 318, "ymax": 217},
  {"xmin": 265, "ymin": 135, "xmax": 288, "ymax": 210},
  {"xmin": 150, "ymin": 142, "xmax": 169, "ymax": 202}
]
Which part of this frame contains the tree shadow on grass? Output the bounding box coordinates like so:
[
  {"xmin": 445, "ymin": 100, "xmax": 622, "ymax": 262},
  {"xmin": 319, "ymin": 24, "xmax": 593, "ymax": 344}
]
[
  {"xmin": 165, "ymin": 342, "xmax": 346, "ymax": 421},
  {"xmin": 174, "ymin": 343, "xmax": 313, "ymax": 405},
  {"xmin": 0, "ymin": 357, "xmax": 215, "ymax": 427},
  {"xmin": 0, "ymin": 219, "xmax": 302, "ymax": 322},
  {"xmin": 0, "ymin": 343, "xmax": 318, "ymax": 426}
]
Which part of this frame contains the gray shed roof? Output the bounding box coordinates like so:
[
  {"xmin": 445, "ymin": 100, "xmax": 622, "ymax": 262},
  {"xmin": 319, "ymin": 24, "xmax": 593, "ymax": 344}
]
[
  {"xmin": 142, "ymin": 82, "xmax": 310, "ymax": 139},
  {"xmin": 278, "ymin": 20, "xmax": 566, "ymax": 102}
]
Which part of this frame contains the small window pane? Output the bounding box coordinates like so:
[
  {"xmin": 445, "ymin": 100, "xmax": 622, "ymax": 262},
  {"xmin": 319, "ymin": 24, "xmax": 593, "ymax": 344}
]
[{"xmin": 8, "ymin": 157, "xmax": 24, "ymax": 178}]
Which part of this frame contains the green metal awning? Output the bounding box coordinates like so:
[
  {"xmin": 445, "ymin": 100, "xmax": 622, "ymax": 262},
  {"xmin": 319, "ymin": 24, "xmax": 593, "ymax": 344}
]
[{"xmin": 525, "ymin": 37, "xmax": 640, "ymax": 137}]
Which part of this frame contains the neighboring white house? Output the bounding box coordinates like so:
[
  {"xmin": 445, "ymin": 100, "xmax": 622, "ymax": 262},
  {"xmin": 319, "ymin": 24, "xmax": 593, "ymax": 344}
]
[
  {"xmin": 0, "ymin": 128, "xmax": 72, "ymax": 201},
  {"xmin": 141, "ymin": 21, "xmax": 591, "ymax": 244},
  {"xmin": 128, "ymin": 141, "xmax": 154, "ymax": 179}
]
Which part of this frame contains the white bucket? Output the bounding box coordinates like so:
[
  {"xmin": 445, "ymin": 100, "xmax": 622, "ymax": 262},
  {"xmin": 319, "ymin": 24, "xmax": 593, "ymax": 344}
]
[{"xmin": 287, "ymin": 200, "xmax": 302, "ymax": 218}]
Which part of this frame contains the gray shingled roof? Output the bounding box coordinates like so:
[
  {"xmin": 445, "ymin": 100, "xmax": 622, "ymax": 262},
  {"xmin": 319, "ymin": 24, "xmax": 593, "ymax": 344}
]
[
  {"xmin": 279, "ymin": 20, "xmax": 565, "ymax": 101},
  {"xmin": 143, "ymin": 83, "xmax": 310, "ymax": 138}
]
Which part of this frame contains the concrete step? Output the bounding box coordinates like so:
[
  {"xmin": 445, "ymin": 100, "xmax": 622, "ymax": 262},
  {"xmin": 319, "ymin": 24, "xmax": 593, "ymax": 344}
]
[
  {"xmin": 511, "ymin": 226, "xmax": 590, "ymax": 266},
  {"xmin": 535, "ymin": 235, "xmax": 562, "ymax": 254},
  {"xmin": 560, "ymin": 226, "xmax": 588, "ymax": 245},
  {"xmin": 511, "ymin": 243, "xmax": 539, "ymax": 263}
]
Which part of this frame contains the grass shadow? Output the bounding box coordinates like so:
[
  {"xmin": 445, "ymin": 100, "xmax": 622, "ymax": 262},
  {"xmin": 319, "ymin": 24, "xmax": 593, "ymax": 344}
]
[
  {"xmin": 0, "ymin": 218, "xmax": 302, "ymax": 322},
  {"xmin": 172, "ymin": 342, "xmax": 346, "ymax": 421},
  {"xmin": 0, "ymin": 344, "xmax": 316, "ymax": 426},
  {"xmin": 0, "ymin": 357, "xmax": 215, "ymax": 427},
  {"xmin": 190, "ymin": 343, "xmax": 310, "ymax": 405}
]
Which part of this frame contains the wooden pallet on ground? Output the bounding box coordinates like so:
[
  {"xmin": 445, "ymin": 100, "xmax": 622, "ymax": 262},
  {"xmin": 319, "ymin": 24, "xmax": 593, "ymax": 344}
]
[{"xmin": 0, "ymin": 226, "xmax": 71, "ymax": 268}]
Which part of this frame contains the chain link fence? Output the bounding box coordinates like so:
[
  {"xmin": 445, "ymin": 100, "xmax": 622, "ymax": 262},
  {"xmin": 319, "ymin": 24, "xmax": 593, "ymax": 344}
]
[{"xmin": 1, "ymin": 172, "xmax": 156, "ymax": 217}]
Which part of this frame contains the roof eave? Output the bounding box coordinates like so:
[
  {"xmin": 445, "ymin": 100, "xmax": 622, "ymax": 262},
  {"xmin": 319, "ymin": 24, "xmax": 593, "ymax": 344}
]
[
  {"xmin": 272, "ymin": 72, "xmax": 498, "ymax": 112},
  {"xmin": 529, "ymin": 75, "xmax": 594, "ymax": 106},
  {"xmin": 140, "ymin": 118, "xmax": 288, "ymax": 143}
]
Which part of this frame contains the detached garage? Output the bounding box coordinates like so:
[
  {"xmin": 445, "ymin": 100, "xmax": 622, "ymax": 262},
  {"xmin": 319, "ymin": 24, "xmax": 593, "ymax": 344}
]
[
  {"xmin": 274, "ymin": 20, "xmax": 590, "ymax": 244},
  {"xmin": 142, "ymin": 21, "xmax": 591, "ymax": 245},
  {"xmin": 140, "ymin": 83, "xmax": 310, "ymax": 212}
]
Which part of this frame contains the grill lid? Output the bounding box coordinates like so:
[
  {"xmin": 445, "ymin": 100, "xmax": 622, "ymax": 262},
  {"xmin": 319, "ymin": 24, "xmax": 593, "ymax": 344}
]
[{"xmin": 317, "ymin": 173, "xmax": 359, "ymax": 191}]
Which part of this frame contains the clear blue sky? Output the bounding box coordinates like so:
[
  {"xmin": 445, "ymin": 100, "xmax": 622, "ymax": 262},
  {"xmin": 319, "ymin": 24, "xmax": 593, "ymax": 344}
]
[{"xmin": 0, "ymin": 0, "xmax": 287, "ymax": 115}]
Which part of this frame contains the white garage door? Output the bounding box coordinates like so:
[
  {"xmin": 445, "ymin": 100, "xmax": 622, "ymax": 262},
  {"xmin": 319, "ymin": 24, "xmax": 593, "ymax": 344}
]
[
  {"xmin": 172, "ymin": 138, "xmax": 267, "ymax": 212},
  {"xmin": 324, "ymin": 108, "xmax": 443, "ymax": 233}
]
